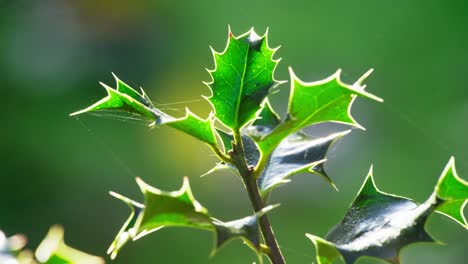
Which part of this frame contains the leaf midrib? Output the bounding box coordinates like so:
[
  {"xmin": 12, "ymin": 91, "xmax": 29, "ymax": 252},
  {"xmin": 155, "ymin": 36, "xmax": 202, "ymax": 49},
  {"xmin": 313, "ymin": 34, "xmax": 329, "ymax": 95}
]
[{"xmin": 234, "ymin": 40, "xmax": 251, "ymax": 129}]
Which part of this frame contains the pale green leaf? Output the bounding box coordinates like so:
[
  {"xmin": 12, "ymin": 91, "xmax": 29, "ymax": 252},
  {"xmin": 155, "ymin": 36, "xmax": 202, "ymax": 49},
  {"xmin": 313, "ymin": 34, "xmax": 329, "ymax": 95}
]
[
  {"xmin": 107, "ymin": 177, "xmax": 276, "ymax": 260},
  {"xmin": 255, "ymin": 68, "xmax": 383, "ymax": 163},
  {"xmin": 70, "ymin": 75, "xmax": 217, "ymax": 146}
]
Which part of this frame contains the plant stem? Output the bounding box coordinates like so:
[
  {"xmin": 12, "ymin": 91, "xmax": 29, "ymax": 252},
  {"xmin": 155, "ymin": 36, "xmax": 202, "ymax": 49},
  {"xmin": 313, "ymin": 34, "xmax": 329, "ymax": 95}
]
[
  {"xmin": 209, "ymin": 143, "xmax": 232, "ymax": 163},
  {"xmin": 231, "ymin": 130, "xmax": 285, "ymax": 264}
]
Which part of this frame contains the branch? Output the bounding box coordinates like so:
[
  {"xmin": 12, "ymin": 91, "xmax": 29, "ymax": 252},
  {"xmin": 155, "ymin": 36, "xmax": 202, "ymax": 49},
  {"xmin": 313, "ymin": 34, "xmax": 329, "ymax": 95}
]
[{"xmin": 230, "ymin": 130, "xmax": 285, "ymax": 264}]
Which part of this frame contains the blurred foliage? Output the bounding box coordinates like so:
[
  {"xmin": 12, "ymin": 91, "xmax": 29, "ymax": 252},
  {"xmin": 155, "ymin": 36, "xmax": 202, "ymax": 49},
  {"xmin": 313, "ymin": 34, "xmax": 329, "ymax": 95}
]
[
  {"xmin": 1, "ymin": 226, "xmax": 103, "ymax": 264},
  {"xmin": 1, "ymin": 0, "xmax": 467, "ymax": 263}
]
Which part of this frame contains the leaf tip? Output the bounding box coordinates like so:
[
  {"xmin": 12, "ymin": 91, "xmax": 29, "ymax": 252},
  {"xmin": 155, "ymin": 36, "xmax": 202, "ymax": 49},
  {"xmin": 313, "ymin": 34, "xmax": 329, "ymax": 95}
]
[
  {"xmin": 111, "ymin": 72, "xmax": 120, "ymax": 83},
  {"xmin": 356, "ymin": 68, "xmax": 374, "ymax": 85},
  {"xmin": 446, "ymin": 156, "xmax": 456, "ymax": 172},
  {"xmin": 227, "ymin": 24, "xmax": 233, "ymax": 37},
  {"xmin": 109, "ymin": 191, "xmax": 119, "ymax": 198},
  {"xmin": 257, "ymin": 204, "xmax": 280, "ymax": 217},
  {"xmin": 331, "ymin": 182, "xmax": 339, "ymax": 192},
  {"xmin": 352, "ymin": 123, "xmax": 366, "ymax": 131},
  {"xmin": 182, "ymin": 176, "xmax": 191, "ymax": 189},
  {"xmin": 305, "ymin": 233, "xmax": 317, "ymax": 241},
  {"xmin": 363, "ymin": 164, "xmax": 379, "ymax": 191},
  {"xmin": 335, "ymin": 68, "xmax": 343, "ymax": 77},
  {"xmin": 209, "ymin": 45, "xmax": 218, "ymax": 56},
  {"xmin": 287, "ymin": 67, "xmax": 301, "ymax": 87},
  {"xmin": 69, "ymin": 110, "xmax": 83, "ymax": 117},
  {"xmin": 135, "ymin": 177, "xmax": 151, "ymax": 194}
]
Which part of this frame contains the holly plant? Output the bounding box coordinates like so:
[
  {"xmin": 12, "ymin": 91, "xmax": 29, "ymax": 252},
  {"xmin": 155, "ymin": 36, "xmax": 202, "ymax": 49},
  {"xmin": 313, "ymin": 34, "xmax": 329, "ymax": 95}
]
[{"xmin": 71, "ymin": 28, "xmax": 467, "ymax": 264}]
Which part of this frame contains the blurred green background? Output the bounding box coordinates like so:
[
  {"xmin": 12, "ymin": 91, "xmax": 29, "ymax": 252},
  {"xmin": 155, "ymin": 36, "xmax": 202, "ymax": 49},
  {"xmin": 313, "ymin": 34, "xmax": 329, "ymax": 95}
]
[{"xmin": 2, "ymin": 0, "xmax": 467, "ymax": 263}]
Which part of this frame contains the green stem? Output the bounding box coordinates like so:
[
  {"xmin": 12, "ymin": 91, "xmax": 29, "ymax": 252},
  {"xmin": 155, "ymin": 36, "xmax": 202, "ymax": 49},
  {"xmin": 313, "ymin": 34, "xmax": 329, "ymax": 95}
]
[
  {"xmin": 231, "ymin": 130, "xmax": 285, "ymax": 264},
  {"xmin": 209, "ymin": 143, "xmax": 231, "ymax": 163}
]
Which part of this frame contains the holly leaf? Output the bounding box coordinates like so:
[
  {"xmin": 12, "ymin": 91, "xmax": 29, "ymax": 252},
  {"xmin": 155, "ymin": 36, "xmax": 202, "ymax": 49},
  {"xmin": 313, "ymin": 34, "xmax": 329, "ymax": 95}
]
[
  {"xmin": 204, "ymin": 27, "xmax": 283, "ymax": 130},
  {"xmin": 211, "ymin": 204, "xmax": 277, "ymax": 256},
  {"xmin": 306, "ymin": 157, "xmax": 468, "ymax": 264},
  {"xmin": 70, "ymin": 74, "xmax": 217, "ymax": 146},
  {"xmin": 207, "ymin": 101, "xmax": 350, "ymax": 197},
  {"xmin": 107, "ymin": 177, "xmax": 276, "ymax": 259},
  {"xmin": 255, "ymin": 68, "xmax": 383, "ymax": 163},
  {"xmin": 106, "ymin": 192, "xmax": 144, "ymax": 260},
  {"xmin": 257, "ymin": 130, "xmax": 349, "ymax": 197},
  {"xmin": 134, "ymin": 177, "xmax": 213, "ymax": 235},
  {"xmin": 35, "ymin": 225, "xmax": 104, "ymax": 264}
]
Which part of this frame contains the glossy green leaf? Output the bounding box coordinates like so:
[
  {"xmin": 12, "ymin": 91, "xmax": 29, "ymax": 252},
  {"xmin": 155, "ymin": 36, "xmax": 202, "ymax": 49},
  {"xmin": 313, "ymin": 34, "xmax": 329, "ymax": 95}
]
[
  {"xmin": 108, "ymin": 177, "xmax": 275, "ymax": 259},
  {"xmin": 255, "ymin": 68, "xmax": 383, "ymax": 162},
  {"xmin": 205, "ymin": 28, "xmax": 283, "ymax": 129},
  {"xmin": 35, "ymin": 225, "xmax": 104, "ymax": 264},
  {"xmin": 70, "ymin": 75, "xmax": 217, "ymax": 146},
  {"xmin": 306, "ymin": 157, "xmax": 467, "ymax": 264},
  {"xmin": 257, "ymin": 130, "xmax": 348, "ymax": 197}
]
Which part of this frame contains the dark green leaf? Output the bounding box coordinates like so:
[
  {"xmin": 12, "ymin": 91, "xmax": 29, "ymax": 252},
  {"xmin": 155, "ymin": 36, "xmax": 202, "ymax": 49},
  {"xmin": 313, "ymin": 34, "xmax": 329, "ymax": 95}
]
[
  {"xmin": 205, "ymin": 28, "xmax": 283, "ymax": 129},
  {"xmin": 70, "ymin": 75, "xmax": 217, "ymax": 146},
  {"xmin": 212, "ymin": 205, "xmax": 277, "ymax": 255},
  {"xmin": 306, "ymin": 157, "xmax": 468, "ymax": 264},
  {"xmin": 256, "ymin": 130, "xmax": 349, "ymax": 197}
]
